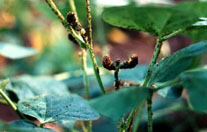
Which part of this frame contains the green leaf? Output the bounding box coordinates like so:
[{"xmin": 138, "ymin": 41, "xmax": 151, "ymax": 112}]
[
  {"xmin": 102, "ymin": 5, "xmax": 198, "ymax": 36},
  {"xmin": 179, "ymin": 65, "xmax": 207, "ymax": 113},
  {"xmin": 0, "ymin": 43, "xmax": 37, "ymax": 59},
  {"xmin": 149, "ymin": 41, "xmax": 207, "ymax": 85},
  {"xmin": 90, "ymin": 86, "xmax": 151, "ymax": 121},
  {"xmin": 18, "ymin": 94, "xmax": 100, "ymax": 124},
  {"xmin": 157, "ymin": 83, "xmax": 183, "ymax": 99},
  {"xmin": 6, "ymin": 75, "xmax": 70, "ymax": 100},
  {"xmin": 174, "ymin": 1, "xmax": 207, "ymax": 17},
  {"xmin": 0, "ymin": 120, "xmax": 54, "ymax": 132},
  {"xmin": 173, "ymin": 2, "xmax": 207, "ymax": 41}
]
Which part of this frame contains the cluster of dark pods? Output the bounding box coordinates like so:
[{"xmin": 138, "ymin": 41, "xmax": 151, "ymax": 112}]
[
  {"xmin": 102, "ymin": 55, "xmax": 138, "ymax": 90},
  {"xmin": 66, "ymin": 12, "xmax": 87, "ymax": 46},
  {"xmin": 102, "ymin": 55, "xmax": 138, "ymax": 71}
]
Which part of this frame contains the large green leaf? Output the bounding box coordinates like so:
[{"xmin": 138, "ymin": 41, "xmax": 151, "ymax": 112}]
[
  {"xmin": 102, "ymin": 5, "xmax": 199, "ymax": 36},
  {"xmin": 6, "ymin": 75, "xmax": 70, "ymax": 100},
  {"xmin": 149, "ymin": 41, "xmax": 207, "ymax": 85},
  {"xmin": 90, "ymin": 86, "xmax": 151, "ymax": 121},
  {"xmin": 179, "ymin": 65, "xmax": 207, "ymax": 113},
  {"xmin": 18, "ymin": 95, "xmax": 100, "ymax": 124},
  {"xmin": 174, "ymin": 1, "xmax": 207, "ymax": 17},
  {"xmin": 0, "ymin": 43, "xmax": 37, "ymax": 59},
  {"xmin": 173, "ymin": 2, "xmax": 207, "ymax": 40},
  {"xmin": 0, "ymin": 120, "xmax": 54, "ymax": 132}
]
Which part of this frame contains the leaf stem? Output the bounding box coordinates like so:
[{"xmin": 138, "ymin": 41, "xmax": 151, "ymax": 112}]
[
  {"xmin": 153, "ymin": 78, "xmax": 181, "ymax": 92},
  {"xmin": 160, "ymin": 29, "xmax": 185, "ymax": 42}
]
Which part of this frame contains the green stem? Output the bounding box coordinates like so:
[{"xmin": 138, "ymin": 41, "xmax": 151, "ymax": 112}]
[
  {"xmin": 85, "ymin": 0, "xmax": 106, "ymax": 94},
  {"xmin": 80, "ymin": 121, "xmax": 88, "ymax": 132},
  {"xmin": 143, "ymin": 39, "xmax": 162, "ymax": 86},
  {"xmin": 132, "ymin": 29, "xmax": 186, "ymax": 132},
  {"xmin": 81, "ymin": 49, "xmax": 90, "ymax": 99},
  {"xmin": 154, "ymin": 78, "xmax": 181, "ymax": 91},
  {"xmin": 132, "ymin": 102, "xmax": 145, "ymax": 132},
  {"xmin": 142, "ymin": 38, "xmax": 163, "ymax": 132},
  {"xmin": 0, "ymin": 79, "xmax": 17, "ymax": 111},
  {"xmin": 0, "ymin": 79, "xmax": 25, "ymax": 119},
  {"xmin": 88, "ymin": 120, "xmax": 92, "ymax": 132},
  {"xmin": 68, "ymin": 0, "xmax": 92, "ymax": 131},
  {"xmin": 161, "ymin": 29, "xmax": 185, "ymax": 42},
  {"xmin": 147, "ymin": 97, "xmax": 153, "ymax": 132},
  {"xmin": 45, "ymin": 0, "xmax": 85, "ymax": 48},
  {"xmin": 69, "ymin": 0, "xmax": 90, "ymax": 100}
]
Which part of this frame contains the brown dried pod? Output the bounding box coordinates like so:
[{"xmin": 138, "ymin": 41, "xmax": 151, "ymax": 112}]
[
  {"xmin": 102, "ymin": 56, "xmax": 115, "ymax": 70},
  {"xmin": 120, "ymin": 55, "xmax": 138, "ymax": 69},
  {"xmin": 66, "ymin": 12, "xmax": 82, "ymax": 31}
]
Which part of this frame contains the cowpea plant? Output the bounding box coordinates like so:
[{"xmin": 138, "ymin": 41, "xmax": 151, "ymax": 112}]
[{"xmin": 0, "ymin": 1, "xmax": 207, "ymax": 132}]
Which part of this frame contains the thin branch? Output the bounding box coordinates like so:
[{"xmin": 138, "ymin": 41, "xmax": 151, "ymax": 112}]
[
  {"xmin": 85, "ymin": 0, "xmax": 106, "ymax": 94},
  {"xmin": 86, "ymin": 0, "xmax": 93, "ymax": 45}
]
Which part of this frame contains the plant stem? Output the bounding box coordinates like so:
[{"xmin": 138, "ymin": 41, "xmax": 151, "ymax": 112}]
[
  {"xmin": 114, "ymin": 68, "xmax": 120, "ymax": 90},
  {"xmin": 0, "ymin": 79, "xmax": 17, "ymax": 111},
  {"xmin": 69, "ymin": 0, "xmax": 90, "ymax": 100},
  {"xmin": 85, "ymin": 0, "xmax": 106, "ymax": 94},
  {"xmin": 143, "ymin": 39, "xmax": 162, "ymax": 86},
  {"xmin": 45, "ymin": 0, "xmax": 85, "ymax": 48},
  {"xmin": 80, "ymin": 121, "xmax": 88, "ymax": 132},
  {"xmin": 142, "ymin": 38, "xmax": 163, "ymax": 132},
  {"xmin": 88, "ymin": 120, "xmax": 92, "ymax": 132},
  {"xmin": 161, "ymin": 29, "xmax": 185, "ymax": 42},
  {"xmin": 132, "ymin": 29, "xmax": 186, "ymax": 132},
  {"xmin": 0, "ymin": 79, "xmax": 24, "ymax": 119},
  {"xmin": 68, "ymin": 0, "xmax": 92, "ymax": 131},
  {"xmin": 81, "ymin": 49, "xmax": 90, "ymax": 99},
  {"xmin": 45, "ymin": 0, "xmax": 106, "ymax": 94}
]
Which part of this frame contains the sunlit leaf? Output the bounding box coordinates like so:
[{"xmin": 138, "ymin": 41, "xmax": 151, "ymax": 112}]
[
  {"xmin": 0, "ymin": 43, "xmax": 37, "ymax": 59},
  {"xmin": 18, "ymin": 94, "xmax": 100, "ymax": 124}
]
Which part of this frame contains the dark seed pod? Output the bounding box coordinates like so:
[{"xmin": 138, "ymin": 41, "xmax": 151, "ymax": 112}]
[
  {"xmin": 120, "ymin": 55, "xmax": 138, "ymax": 69},
  {"xmin": 68, "ymin": 33, "xmax": 78, "ymax": 45},
  {"xmin": 102, "ymin": 56, "xmax": 115, "ymax": 70},
  {"xmin": 66, "ymin": 12, "xmax": 82, "ymax": 31}
]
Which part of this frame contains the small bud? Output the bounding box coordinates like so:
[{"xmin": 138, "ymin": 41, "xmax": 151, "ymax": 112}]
[
  {"xmin": 66, "ymin": 12, "xmax": 82, "ymax": 31},
  {"xmin": 102, "ymin": 56, "xmax": 115, "ymax": 70},
  {"xmin": 120, "ymin": 55, "xmax": 138, "ymax": 69}
]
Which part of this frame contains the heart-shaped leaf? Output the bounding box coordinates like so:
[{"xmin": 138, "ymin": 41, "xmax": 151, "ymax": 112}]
[
  {"xmin": 90, "ymin": 86, "xmax": 151, "ymax": 121},
  {"xmin": 0, "ymin": 120, "xmax": 54, "ymax": 132},
  {"xmin": 149, "ymin": 41, "xmax": 207, "ymax": 85},
  {"xmin": 179, "ymin": 65, "xmax": 207, "ymax": 113},
  {"xmin": 0, "ymin": 43, "xmax": 37, "ymax": 59},
  {"xmin": 102, "ymin": 5, "xmax": 199, "ymax": 36},
  {"xmin": 18, "ymin": 94, "xmax": 100, "ymax": 124},
  {"xmin": 6, "ymin": 75, "xmax": 70, "ymax": 100}
]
